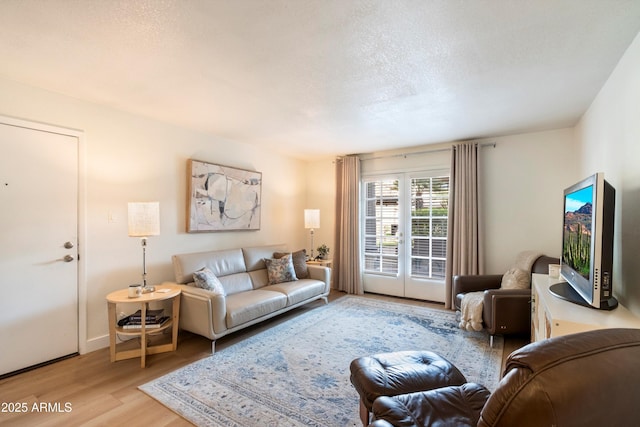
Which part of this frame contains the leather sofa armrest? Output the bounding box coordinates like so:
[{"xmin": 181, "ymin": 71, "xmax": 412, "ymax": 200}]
[
  {"xmin": 453, "ymin": 274, "xmax": 503, "ymax": 295},
  {"xmin": 483, "ymin": 289, "xmax": 532, "ymax": 336},
  {"xmin": 307, "ymin": 265, "xmax": 331, "ymax": 292},
  {"xmin": 174, "ymin": 283, "xmax": 227, "ymax": 338}
]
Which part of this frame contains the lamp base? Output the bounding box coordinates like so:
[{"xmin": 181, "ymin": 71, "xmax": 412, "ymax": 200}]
[{"xmin": 142, "ymin": 285, "xmax": 155, "ymax": 293}]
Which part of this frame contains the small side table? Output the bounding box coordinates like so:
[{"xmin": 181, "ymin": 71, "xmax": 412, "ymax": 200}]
[
  {"xmin": 307, "ymin": 258, "xmax": 333, "ymax": 268},
  {"xmin": 106, "ymin": 284, "xmax": 181, "ymax": 368}
]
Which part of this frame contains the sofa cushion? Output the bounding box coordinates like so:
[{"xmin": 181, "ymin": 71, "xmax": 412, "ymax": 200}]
[
  {"xmin": 265, "ymin": 279, "xmax": 326, "ymax": 305},
  {"xmin": 218, "ymin": 272, "xmax": 254, "ymax": 295},
  {"xmin": 274, "ymin": 249, "xmax": 309, "ymax": 279},
  {"xmin": 192, "ymin": 267, "xmax": 226, "ymax": 295},
  {"xmin": 242, "ymin": 244, "xmax": 286, "ymax": 272},
  {"xmin": 264, "ymin": 254, "xmax": 298, "ymax": 284},
  {"xmin": 172, "ymin": 248, "xmax": 246, "ymax": 284},
  {"xmin": 225, "ymin": 289, "xmax": 288, "ymax": 328}
]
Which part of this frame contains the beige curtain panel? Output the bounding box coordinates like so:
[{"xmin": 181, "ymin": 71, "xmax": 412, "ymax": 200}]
[
  {"xmin": 334, "ymin": 155, "xmax": 363, "ymax": 295},
  {"xmin": 445, "ymin": 143, "xmax": 484, "ymax": 309}
]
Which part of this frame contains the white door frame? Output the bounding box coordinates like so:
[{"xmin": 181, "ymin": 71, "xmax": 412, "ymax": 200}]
[{"xmin": 1, "ymin": 114, "xmax": 88, "ymax": 355}]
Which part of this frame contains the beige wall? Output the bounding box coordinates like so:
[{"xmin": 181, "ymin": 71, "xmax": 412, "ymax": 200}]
[
  {"xmin": 304, "ymin": 159, "xmax": 336, "ymax": 260},
  {"xmin": 0, "ymin": 78, "xmax": 312, "ymax": 351},
  {"xmin": 2, "ymin": 27, "xmax": 639, "ymax": 353},
  {"xmin": 481, "ymin": 129, "xmax": 578, "ymax": 273},
  {"xmin": 576, "ymin": 31, "xmax": 640, "ymax": 314}
]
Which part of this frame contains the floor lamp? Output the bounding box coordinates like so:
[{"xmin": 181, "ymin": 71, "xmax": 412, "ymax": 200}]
[
  {"xmin": 128, "ymin": 202, "xmax": 160, "ymax": 293},
  {"xmin": 304, "ymin": 209, "xmax": 320, "ymax": 259}
]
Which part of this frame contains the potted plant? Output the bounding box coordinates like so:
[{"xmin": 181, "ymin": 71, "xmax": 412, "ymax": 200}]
[{"xmin": 316, "ymin": 244, "xmax": 330, "ymax": 260}]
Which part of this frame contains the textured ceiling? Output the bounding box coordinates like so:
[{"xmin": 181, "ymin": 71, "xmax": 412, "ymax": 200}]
[{"xmin": 1, "ymin": 0, "xmax": 640, "ymax": 160}]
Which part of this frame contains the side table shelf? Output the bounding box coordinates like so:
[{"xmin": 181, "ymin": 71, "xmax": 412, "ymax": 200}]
[{"xmin": 106, "ymin": 284, "xmax": 181, "ymax": 368}]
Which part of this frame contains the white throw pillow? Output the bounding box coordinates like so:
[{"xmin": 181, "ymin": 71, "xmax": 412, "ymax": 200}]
[{"xmin": 501, "ymin": 268, "xmax": 530, "ymax": 289}]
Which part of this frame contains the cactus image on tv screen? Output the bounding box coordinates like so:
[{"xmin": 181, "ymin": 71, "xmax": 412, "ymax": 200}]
[{"xmin": 563, "ymin": 186, "xmax": 593, "ymax": 279}]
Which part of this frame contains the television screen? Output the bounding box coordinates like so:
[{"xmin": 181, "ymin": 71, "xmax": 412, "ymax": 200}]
[
  {"xmin": 562, "ymin": 185, "xmax": 593, "ymax": 282},
  {"xmin": 552, "ymin": 172, "xmax": 617, "ymax": 310}
]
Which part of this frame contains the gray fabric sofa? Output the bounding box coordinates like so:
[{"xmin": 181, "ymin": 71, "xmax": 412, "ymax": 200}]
[{"xmin": 168, "ymin": 244, "xmax": 331, "ymax": 352}]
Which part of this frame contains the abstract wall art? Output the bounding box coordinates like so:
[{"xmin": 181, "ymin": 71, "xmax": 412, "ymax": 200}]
[{"xmin": 187, "ymin": 159, "xmax": 262, "ymax": 232}]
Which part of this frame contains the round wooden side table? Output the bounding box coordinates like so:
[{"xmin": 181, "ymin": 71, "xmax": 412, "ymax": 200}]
[{"xmin": 106, "ymin": 283, "xmax": 181, "ymax": 368}]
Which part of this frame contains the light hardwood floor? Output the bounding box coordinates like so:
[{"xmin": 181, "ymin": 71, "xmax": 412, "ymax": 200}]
[{"xmin": 0, "ymin": 291, "xmax": 527, "ymax": 426}]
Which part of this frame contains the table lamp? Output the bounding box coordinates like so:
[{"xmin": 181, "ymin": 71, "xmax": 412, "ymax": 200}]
[
  {"xmin": 128, "ymin": 202, "xmax": 160, "ymax": 293},
  {"xmin": 304, "ymin": 209, "xmax": 320, "ymax": 259}
]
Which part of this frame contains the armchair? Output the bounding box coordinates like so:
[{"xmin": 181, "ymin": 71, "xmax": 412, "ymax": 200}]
[{"xmin": 453, "ymin": 254, "xmax": 558, "ymax": 344}]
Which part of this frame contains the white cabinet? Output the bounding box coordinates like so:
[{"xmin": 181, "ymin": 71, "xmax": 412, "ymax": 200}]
[{"xmin": 531, "ymin": 273, "xmax": 640, "ymax": 342}]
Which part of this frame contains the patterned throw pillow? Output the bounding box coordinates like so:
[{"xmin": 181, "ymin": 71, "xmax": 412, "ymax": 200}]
[
  {"xmin": 192, "ymin": 267, "xmax": 226, "ymax": 295},
  {"xmin": 273, "ymin": 249, "xmax": 309, "ymax": 279},
  {"xmin": 264, "ymin": 254, "xmax": 299, "ymax": 285}
]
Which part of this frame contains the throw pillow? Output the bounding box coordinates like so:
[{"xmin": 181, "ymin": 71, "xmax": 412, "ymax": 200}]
[
  {"xmin": 264, "ymin": 254, "xmax": 298, "ymax": 284},
  {"xmin": 192, "ymin": 267, "xmax": 226, "ymax": 295},
  {"xmin": 501, "ymin": 268, "xmax": 530, "ymax": 289},
  {"xmin": 273, "ymin": 249, "xmax": 309, "ymax": 279}
]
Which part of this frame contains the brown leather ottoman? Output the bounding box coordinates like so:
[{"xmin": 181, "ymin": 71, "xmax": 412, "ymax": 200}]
[{"xmin": 349, "ymin": 350, "xmax": 467, "ymax": 426}]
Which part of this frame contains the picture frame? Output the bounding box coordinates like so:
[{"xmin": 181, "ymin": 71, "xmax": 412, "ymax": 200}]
[{"xmin": 187, "ymin": 159, "xmax": 262, "ymax": 232}]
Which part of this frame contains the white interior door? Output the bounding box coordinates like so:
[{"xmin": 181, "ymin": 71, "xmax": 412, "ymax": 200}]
[{"xmin": 0, "ymin": 121, "xmax": 79, "ymax": 376}]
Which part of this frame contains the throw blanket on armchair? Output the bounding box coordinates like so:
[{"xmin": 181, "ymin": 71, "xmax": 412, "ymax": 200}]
[
  {"xmin": 459, "ymin": 251, "xmax": 543, "ymax": 332},
  {"xmin": 459, "ymin": 291, "xmax": 484, "ymax": 331}
]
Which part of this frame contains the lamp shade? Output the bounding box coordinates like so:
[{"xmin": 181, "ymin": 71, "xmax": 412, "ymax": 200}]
[
  {"xmin": 128, "ymin": 202, "xmax": 160, "ymax": 237},
  {"xmin": 304, "ymin": 209, "xmax": 320, "ymax": 229}
]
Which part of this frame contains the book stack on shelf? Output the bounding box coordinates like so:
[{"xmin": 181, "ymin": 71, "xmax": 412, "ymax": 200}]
[{"xmin": 118, "ymin": 308, "xmax": 170, "ymax": 330}]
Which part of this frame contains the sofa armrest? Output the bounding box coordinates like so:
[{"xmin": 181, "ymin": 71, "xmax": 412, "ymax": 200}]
[
  {"xmin": 483, "ymin": 289, "xmax": 532, "ymax": 335},
  {"xmin": 171, "ymin": 283, "xmax": 227, "ymax": 339},
  {"xmin": 453, "ymin": 274, "xmax": 503, "ymax": 295},
  {"xmin": 307, "ymin": 265, "xmax": 331, "ymax": 293}
]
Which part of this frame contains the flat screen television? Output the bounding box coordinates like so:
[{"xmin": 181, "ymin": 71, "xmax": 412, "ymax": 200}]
[{"xmin": 549, "ymin": 172, "xmax": 618, "ymax": 310}]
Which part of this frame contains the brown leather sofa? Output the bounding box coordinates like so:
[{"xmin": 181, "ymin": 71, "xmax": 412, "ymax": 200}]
[
  {"xmin": 454, "ymin": 255, "xmax": 558, "ymax": 342},
  {"xmin": 369, "ymin": 328, "xmax": 640, "ymax": 427}
]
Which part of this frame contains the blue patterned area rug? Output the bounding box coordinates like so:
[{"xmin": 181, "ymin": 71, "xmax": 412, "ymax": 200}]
[{"xmin": 139, "ymin": 295, "xmax": 503, "ymax": 427}]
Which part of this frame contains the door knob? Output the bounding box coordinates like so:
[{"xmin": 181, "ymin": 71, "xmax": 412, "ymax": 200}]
[
  {"xmin": 64, "ymin": 241, "xmax": 74, "ymax": 249},
  {"xmin": 63, "ymin": 255, "xmax": 74, "ymax": 263}
]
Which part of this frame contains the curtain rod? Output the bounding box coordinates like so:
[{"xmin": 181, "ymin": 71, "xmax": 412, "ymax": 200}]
[{"xmin": 357, "ymin": 142, "xmax": 496, "ymax": 162}]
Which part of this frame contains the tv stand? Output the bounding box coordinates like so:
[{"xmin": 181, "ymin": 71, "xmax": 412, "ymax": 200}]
[
  {"xmin": 549, "ymin": 282, "xmax": 618, "ymax": 310},
  {"xmin": 532, "ymin": 274, "xmax": 640, "ymax": 342}
]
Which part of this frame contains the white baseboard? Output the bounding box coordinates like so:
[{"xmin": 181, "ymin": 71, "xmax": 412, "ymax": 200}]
[{"xmin": 84, "ymin": 334, "xmax": 110, "ymax": 354}]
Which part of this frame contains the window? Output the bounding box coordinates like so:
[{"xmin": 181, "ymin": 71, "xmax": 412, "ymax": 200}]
[
  {"xmin": 362, "ymin": 174, "xmax": 449, "ymax": 280},
  {"xmin": 363, "ymin": 179, "xmax": 399, "ymax": 275},
  {"xmin": 410, "ymin": 176, "xmax": 449, "ymax": 280}
]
